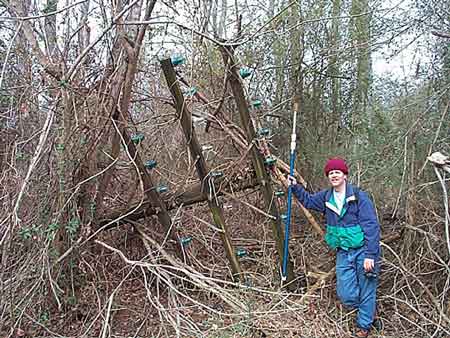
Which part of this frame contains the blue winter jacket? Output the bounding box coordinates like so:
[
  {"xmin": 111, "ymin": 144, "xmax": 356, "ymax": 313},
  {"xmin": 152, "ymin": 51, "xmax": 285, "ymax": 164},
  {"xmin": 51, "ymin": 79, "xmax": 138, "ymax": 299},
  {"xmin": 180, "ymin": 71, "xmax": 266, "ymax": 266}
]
[{"xmin": 292, "ymin": 183, "xmax": 381, "ymax": 260}]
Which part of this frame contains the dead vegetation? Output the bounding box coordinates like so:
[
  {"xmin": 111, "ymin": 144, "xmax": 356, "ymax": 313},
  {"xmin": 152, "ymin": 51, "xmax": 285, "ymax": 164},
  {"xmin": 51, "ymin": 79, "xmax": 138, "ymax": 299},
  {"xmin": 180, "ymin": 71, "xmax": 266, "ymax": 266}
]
[{"xmin": 1, "ymin": 1, "xmax": 450, "ymax": 337}]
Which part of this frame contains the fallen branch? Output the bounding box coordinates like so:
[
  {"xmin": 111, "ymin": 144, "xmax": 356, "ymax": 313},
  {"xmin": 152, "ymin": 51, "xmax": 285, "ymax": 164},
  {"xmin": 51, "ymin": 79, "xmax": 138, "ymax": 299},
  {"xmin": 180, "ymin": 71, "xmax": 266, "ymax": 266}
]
[
  {"xmin": 95, "ymin": 237, "xmax": 247, "ymax": 312},
  {"xmin": 382, "ymin": 241, "xmax": 450, "ymax": 327}
]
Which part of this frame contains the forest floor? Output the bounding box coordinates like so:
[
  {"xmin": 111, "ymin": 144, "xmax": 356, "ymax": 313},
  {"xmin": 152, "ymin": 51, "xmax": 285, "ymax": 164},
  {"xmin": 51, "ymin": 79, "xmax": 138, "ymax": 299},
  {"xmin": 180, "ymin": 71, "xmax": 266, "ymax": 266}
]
[{"xmin": 5, "ymin": 199, "xmax": 446, "ymax": 338}]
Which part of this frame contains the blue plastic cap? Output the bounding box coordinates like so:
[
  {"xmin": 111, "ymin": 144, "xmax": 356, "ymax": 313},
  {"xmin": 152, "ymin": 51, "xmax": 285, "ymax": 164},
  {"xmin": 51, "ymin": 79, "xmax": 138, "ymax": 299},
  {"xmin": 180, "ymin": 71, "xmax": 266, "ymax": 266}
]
[
  {"xmin": 264, "ymin": 157, "xmax": 277, "ymax": 166},
  {"xmin": 156, "ymin": 185, "xmax": 168, "ymax": 193},
  {"xmin": 184, "ymin": 87, "xmax": 197, "ymax": 97},
  {"xmin": 251, "ymin": 100, "xmax": 262, "ymax": 108},
  {"xmin": 239, "ymin": 67, "xmax": 252, "ymax": 79},
  {"xmin": 181, "ymin": 236, "xmax": 192, "ymax": 245},
  {"xmin": 236, "ymin": 248, "xmax": 248, "ymax": 257},
  {"xmin": 171, "ymin": 55, "xmax": 185, "ymax": 66},
  {"xmin": 258, "ymin": 128, "xmax": 270, "ymax": 137},
  {"xmin": 131, "ymin": 133, "xmax": 145, "ymax": 144},
  {"xmin": 210, "ymin": 171, "xmax": 224, "ymax": 178},
  {"xmin": 144, "ymin": 160, "xmax": 157, "ymax": 169}
]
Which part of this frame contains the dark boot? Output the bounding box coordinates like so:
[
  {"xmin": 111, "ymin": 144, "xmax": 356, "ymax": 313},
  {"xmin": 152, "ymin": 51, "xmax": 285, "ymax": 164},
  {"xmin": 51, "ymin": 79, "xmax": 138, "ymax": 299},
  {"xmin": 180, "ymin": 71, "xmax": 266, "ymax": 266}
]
[{"xmin": 372, "ymin": 317, "xmax": 383, "ymax": 331}]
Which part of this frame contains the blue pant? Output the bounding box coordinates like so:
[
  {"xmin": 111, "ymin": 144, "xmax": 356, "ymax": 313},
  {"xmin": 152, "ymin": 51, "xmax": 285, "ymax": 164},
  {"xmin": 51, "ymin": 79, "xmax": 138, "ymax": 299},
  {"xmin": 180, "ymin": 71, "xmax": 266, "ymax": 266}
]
[{"xmin": 336, "ymin": 246, "xmax": 378, "ymax": 330}]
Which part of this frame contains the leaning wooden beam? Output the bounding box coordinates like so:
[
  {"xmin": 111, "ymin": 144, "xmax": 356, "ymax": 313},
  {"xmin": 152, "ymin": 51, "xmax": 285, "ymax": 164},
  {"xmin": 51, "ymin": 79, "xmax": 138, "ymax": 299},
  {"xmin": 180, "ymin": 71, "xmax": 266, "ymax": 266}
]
[
  {"xmin": 118, "ymin": 126, "xmax": 178, "ymax": 233},
  {"xmin": 220, "ymin": 45, "xmax": 296, "ymax": 287},
  {"xmin": 253, "ymin": 115, "xmax": 324, "ymax": 237},
  {"xmin": 176, "ymin": 76, "xmax": 318, "ymax": 237},
  {"xmin": 273, "ymin": 155, "xmax": 307, "ymax": 187},
  {"xmin": 161, "ymin": 58, "xmax": 243, "ymax": 281},
  {"xmin": 272, "ymin": 167, "xmax": 324, "ymax": 236},
  {"xmin": 251, "ymin": 102, "xmax": 324, "ymax": 239},
  {"xmin": 176, "ymin": 73, "xmax": 248, "ymax": 140},
  {"xmin": 98, "ymin": 171, "xmax": 258, "ymax": 229}
]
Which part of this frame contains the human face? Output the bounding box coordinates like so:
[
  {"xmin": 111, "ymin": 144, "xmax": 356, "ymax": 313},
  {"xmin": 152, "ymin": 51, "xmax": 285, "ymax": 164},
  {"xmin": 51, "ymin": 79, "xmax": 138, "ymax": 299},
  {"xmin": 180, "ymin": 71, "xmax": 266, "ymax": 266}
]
[{"xmin": 327, "ymin": 170, "xmax": 347, "ymax": 190}]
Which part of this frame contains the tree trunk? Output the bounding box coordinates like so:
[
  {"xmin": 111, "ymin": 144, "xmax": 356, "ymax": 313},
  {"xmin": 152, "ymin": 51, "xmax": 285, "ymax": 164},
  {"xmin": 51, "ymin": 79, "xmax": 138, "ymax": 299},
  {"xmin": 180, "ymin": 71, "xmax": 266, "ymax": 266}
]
[{"xmin": 350, "ymin": 0, "xmax": 372, "ymax": 127}]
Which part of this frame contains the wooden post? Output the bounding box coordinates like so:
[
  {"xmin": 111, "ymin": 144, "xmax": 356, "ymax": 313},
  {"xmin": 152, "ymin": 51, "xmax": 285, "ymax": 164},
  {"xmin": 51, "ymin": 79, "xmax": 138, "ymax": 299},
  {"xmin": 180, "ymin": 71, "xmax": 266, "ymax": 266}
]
[
  {"xmin": 160, "ymin": 58, "xmax": 243, "ymax": 281},
  {"xmin": 220, "ymin": 46, "xmax": 296, "ymax": 287},
  {"xmin": 114, "ymin": 118, "xmax": 182, "ymax": 255}
]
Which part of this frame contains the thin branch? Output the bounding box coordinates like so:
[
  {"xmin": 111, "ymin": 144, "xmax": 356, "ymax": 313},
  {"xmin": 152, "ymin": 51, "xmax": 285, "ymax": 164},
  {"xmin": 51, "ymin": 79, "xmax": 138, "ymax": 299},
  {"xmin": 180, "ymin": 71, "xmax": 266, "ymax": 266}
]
[
  {"xmin": 0, "ymin": 0, "xmax": 88, "ymax": 21},
  {"xmin": 0, "ymin": 21, "xmax": 22, "ymax": 90},
  {"xmin": 433, "ymin": 166, "xmax": 450, "ymax": 257},
  {"xmin": 66, "ymin": 0, "xmax": 141, "ymax": 81},
  {"xmin": 431, "ymin": 30, "xmax": 450, "ymax": 39},
  {"xmin": 0, "ymin": 96, "xmax": 58, "ymax": 246}
]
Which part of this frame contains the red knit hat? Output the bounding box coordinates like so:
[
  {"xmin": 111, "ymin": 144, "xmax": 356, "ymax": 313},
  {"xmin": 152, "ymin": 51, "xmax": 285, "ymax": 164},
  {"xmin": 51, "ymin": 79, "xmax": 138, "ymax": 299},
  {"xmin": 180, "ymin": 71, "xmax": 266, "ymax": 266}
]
[{"xmin": 324, "ymin": 157, "xmax": 349, "ymax": 176}]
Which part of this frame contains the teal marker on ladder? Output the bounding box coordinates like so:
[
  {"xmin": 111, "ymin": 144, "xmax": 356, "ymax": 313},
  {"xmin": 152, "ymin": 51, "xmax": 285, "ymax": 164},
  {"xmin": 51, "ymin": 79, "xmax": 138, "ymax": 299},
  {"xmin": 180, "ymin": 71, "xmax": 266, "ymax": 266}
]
[{"xmin": 282, "ymin": 111, "xmax": 297, "ymax": 281}]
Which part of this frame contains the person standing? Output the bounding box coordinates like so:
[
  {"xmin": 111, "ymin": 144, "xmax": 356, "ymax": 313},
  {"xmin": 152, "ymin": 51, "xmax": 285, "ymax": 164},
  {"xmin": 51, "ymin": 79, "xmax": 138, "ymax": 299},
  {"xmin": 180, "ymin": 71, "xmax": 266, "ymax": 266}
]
[{"xmin": 287, "ymin": 157, "xmax": 381, "ymax": 337}]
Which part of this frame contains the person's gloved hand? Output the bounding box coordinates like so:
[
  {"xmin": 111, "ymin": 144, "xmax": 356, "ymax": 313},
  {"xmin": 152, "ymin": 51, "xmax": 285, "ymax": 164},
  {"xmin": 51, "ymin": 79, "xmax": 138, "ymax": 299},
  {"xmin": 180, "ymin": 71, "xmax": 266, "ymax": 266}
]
[{"xmin": 287, "ymin": 175, "xmax": 297, "ymax": 186}]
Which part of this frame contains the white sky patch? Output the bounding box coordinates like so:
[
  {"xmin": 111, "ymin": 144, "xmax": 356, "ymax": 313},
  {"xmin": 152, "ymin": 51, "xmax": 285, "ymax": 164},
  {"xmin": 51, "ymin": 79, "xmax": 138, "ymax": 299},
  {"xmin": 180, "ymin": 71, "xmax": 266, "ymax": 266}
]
[
  {"xmin": 372, "ymin": 25, "xmax": 431, "ymax": 82},
  {"xmin": 371, "ymin": 0, "xmax": 427, "ymax": 80},
  {"xmin": 373, "ymin": 49, "xmax": 416, "ymax": 79}
]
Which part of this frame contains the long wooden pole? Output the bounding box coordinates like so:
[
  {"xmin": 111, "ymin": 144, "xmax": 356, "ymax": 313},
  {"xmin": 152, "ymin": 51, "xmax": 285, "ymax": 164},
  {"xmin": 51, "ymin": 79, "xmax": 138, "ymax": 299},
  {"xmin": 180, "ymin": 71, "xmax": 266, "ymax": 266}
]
[
  {"xmin": 220, "ymin": 46, "xmax": 295, "ymax": 287},
  {"xmin": 160, "ymin": 58, "xmax": 243, "ymax": 281}
]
